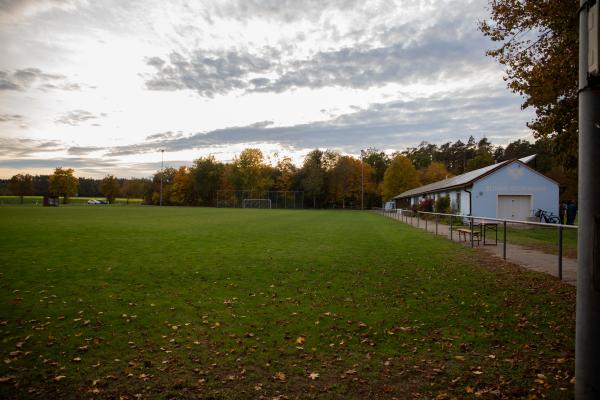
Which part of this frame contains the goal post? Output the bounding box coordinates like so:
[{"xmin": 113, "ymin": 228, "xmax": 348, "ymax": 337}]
[
  {"xmin": 242, "ymin": 198, "xmax": 272, "ymax": 209},
  {"xmin": 216, "ymin": 190, "xmax": 303, "ymax": 209}
]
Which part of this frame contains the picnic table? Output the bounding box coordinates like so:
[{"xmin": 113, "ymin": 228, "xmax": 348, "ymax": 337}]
[{"xmin": 473, "ymin": 221, "xmax": 498, "ymax": 245}]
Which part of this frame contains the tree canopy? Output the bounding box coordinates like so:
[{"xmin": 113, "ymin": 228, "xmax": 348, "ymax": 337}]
[
  {"xmin": 100, "ymin": 175, "xmax": 120, "ymax": 204},
  {"xmin": 480, "ymin": 0, "xmax": 579, "ymax": 168},
  {"xmin": 9, "ymin": 174, "xmax": 33, "ymax": 203},
  {"xmin": 381, "ymin": 155, "xmax": 420, "ymax": 201},
  {"xmin": 49, "ymin": 167, "xmax": 78, "ymax": 203}
]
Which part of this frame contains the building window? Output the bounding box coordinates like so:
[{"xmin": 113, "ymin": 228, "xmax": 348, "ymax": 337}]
[{"xmin": 456, "ymin": 191, "xmax": 461, "ymax": 211}]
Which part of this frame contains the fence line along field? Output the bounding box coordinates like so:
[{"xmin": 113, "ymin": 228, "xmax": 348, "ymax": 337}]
[{"xmin": 0, "ymin": 206, "xmax": 574, "ymax": 399}]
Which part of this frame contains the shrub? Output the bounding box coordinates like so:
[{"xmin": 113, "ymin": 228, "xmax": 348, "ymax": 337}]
[
  {"xmin": 434, "ymin": 195, "xmax": 451, "ymax": 214},
  {"xmin": 418, "ymin": 198, "xmax": 434, "ymax": 212}
]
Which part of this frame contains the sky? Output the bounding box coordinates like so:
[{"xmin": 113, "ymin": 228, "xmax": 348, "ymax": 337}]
[{"xmin": 0, "ymin": 0, "xmax": 535, "ymax": 179}]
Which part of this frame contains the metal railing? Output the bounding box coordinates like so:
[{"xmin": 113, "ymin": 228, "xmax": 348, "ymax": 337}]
[{"xmin": 373, "ymin": 208, "xmax": 578, "ymax": 281}]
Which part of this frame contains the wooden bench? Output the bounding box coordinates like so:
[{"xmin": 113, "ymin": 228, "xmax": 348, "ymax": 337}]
[{"xmin": 457, "ymin": 228, "xmax": 480, "ymax": 244}]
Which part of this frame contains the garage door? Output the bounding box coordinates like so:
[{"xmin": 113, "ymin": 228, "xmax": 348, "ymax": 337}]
[{"xmin": 497, "ymin": 195, "xmax": 531, "ymax": 221}]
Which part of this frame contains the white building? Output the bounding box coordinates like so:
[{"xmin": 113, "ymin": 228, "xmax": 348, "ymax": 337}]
[{"xmin": 393, "ymin": 156, "xmax": 559, "ymax": 221}]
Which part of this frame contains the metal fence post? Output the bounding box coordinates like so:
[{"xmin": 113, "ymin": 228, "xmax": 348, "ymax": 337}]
[
  {"xmin": 425, "ymin": 215, "xmax": 428, "ymax": 232},
  {"xmin": 503, "ymin": 221, "xmax": 507, "ymax": 260},
  {"xmin": 435, "ymin": 214, "xmax": 439, "ymax": 235},
  {"xmin": 558, "ymin": 226, "xmax": 563, "ymax": 281},
  {"xmin": 470, "ymin": 216, "xmax": 474, "ymax": 248},
  {"xmin": 417, "ymin": 212, "xmax": 420, "ymax": 228},
  {"xmin": 450, "ymin": 215, "xmax": 453, "ymax": 241}
]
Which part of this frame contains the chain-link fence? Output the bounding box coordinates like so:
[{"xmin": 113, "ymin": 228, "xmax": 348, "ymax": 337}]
[{"xmin": 216, "ymin": 190, "xmax": 304, "ymax": 209}]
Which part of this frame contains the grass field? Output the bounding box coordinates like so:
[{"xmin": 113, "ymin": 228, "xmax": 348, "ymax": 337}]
[
  {"xmin": 0, "ymin": 196, "xmax": 142, "ymax": 205},
  {"xmin": 0, "ymin": 206, "xmax": 575, "ymax": 399}
]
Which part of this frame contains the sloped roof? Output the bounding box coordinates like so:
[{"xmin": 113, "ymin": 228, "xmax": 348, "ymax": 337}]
[
  {"xmin": 393, "ymin": 155, "xmax": 537, "ymax": 199},
  {"xmin": 393, "ymin": 161, "xmax": 509, "ymax": 199}
]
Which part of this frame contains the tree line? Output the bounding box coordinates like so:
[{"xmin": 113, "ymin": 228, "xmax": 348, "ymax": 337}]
[
  {"xmin": 1, "ymin": 136, "xmax": 577, "ymax": 208},
  {"xmin": 0, "ymin": 170, "xmax": 148, "ymax": 204}
]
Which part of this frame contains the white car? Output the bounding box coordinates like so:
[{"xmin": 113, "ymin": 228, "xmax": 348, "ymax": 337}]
[{"xmin": 87, "ymin": 199, "xmax": 101, "ymax": 204}]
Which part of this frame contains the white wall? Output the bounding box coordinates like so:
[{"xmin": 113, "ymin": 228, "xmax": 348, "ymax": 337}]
[{"xmin": 471, "ymin": 161, "xmax": 558, "ymax": 219}]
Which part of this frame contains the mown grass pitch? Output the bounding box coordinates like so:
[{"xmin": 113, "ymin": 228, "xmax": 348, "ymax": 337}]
[{"xmin": 0, "ymin": 206, "xmax": 574, "ymax": 399}]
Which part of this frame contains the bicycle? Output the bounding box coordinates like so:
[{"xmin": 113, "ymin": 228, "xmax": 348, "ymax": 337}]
[{"xmin": 534, "ymin": 209, "xmax": 560, "ymax": 224}]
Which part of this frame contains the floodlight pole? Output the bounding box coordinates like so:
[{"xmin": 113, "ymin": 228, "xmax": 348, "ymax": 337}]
[
  {"xmin": 361, "ymin": 150, "xmax": 364, "ymax": 210},
  {"xmin": 159, "ymin": 149, "xmax": 164, "ymax": 206},
  {"xmin": 577, "ymin": 1, "xmax": 600, "ymax": 398}
]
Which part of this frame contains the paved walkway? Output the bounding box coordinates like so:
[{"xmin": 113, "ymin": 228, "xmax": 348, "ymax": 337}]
[{"xmin": 379, "ymin": 212, "xmax": 577, "ymax": 285}]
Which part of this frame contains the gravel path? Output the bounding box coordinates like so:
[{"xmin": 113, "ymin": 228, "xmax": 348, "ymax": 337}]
[{"xmin": 380, "ymin": 211, "xmax": 577, "ymax": 286}]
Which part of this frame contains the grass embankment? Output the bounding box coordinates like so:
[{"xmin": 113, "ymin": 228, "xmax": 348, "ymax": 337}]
[
  {"xmin": 416, "ymin": 213, "xmax": 578, "ymax": 258},
  {"xmin": 0, "ymin": 207, "xmax": 575, "ymax": 399},
  {"xmin": 0, "ymin": 196, "xmax": 142, "ymax": 205},
  {"xmin": 500, "ymin": 225, "xmax": 578, "ymax": 258}
]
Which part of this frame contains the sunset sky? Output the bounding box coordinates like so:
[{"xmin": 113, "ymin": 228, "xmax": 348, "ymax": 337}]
[{"xmin": 0, "ymin": 0, "xmax": 534, "ymax": 179}]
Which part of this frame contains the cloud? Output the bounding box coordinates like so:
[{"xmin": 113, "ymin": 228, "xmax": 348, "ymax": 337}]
[
  {"xmin": 66, "ymin": 146, "xmax": 105, "ymax": 155},
  {"xmin": 0, "ymin": 68, "xmax": 83, "ymax": 91},
  {"xmin": 145, "ymin": 130, "xmax": 185, "ymax": 141},
  {"xmin": 0, "ymin": 137, "xmax": 64, "ymax": 157},
  {"xmin": 143, "ymin": 9, "xmax": 490, "ymax": 97},
  {"xmin": 0, "ymin": 0, "xmax": 83, "ymax": 23},
  {"xmin": 211, "ymin": 0, "xmax": 372, "ymax": 24},
  {"xmin": 0, "ymin": 113, "xmax": 24, "ymax": 122},
  {"xmin": 106, "ymin": 84, "xmax": 531, "ymax": 157},
  {"xmin": 55, "ymin": 110, "xmax": 105, "ymax": 126},
  {"xmin": 144, "ymin": 49, "xmax": 274, "ymax": 97}
]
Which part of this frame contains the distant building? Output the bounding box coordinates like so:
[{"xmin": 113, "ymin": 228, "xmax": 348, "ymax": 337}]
[{"xmin": 393, "ymin": 156, "xmax": 558, "ymax": 221}]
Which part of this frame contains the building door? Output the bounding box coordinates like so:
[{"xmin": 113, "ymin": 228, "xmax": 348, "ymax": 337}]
[{"xmin": 497, "ymin": 195, "xmax": 532, "ymax": 221}]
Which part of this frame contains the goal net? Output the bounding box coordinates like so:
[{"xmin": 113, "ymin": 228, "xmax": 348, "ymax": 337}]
[
  {"xmin": 242, "ymin": 198, "xmax": 272, "ymax": 209},
  {"xmin": 217, "ymin": 190, "xmax": 303, "ymax": 209}
]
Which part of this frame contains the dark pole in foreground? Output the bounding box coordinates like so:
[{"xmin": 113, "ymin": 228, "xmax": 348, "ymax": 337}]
[
  {"xmin": 577, "ymin": 1, "xmax": 600, "ymax": 397},
  {"xmin": 558, "ymin": 226, "xmax": 563, "ymax": 281}
]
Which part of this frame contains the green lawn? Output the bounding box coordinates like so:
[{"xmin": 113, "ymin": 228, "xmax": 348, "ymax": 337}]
[
  {"xmin": 0, "ymin": 207, "xmax": 575, "ymax": 399},
  {"xmin": 0, "ymin": 196, "xmax": 142, "ymax": 205}
]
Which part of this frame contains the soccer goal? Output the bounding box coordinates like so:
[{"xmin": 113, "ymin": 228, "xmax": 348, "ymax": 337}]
[{"xmin": 242, "ymin": 198, "xmax": 272, "ymax": 209}]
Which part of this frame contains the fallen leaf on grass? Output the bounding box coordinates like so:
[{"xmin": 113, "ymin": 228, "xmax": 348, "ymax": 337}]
[
  {"xmin": 454, "ymin": 356, "xmax": 465, "ymax": 362},
  {"xmin": 0, "ymin": 375, "xmax": 16, "ymax": 383},
  {"xmin": 308, "ymin": 372, "xmax": 319, "ymax": 380},
  {"xmin": 274, "ymin": 372, "xmax": 286, "ymax": 381},
  {"xmin": 465, "ymin": 386, "xmax": 474, "ymax": 393},
  {"xmin": 296, "ymin": 336, "xmax": 306, "ymax": 345},
  {"xmin": 53, "ymin": 376, "xmax": 67, "ymax": 382}
]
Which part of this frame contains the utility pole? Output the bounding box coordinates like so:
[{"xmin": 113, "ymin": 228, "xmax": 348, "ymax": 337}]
[
  {"xmin": 361, "ymin": 150, "xmax": 364, "ymax": 210},
  {"xmin": 159, "ymin": 149, "xmax": 164, "ymax": 206},
  {"xmin": 577, "ymin": 1, "xmax": 600, "ymax": 398}
]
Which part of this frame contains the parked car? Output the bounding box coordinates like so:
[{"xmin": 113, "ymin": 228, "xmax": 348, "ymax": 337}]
[{"xmin": 87, "ymin": 199, "xmax": 108, "ymax": 204}]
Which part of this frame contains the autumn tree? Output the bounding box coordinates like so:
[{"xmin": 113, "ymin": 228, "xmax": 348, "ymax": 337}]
[
  {"xmin": 49, "ymin": 167, "xmax": 78, "ymax": 204},
  {"xmin": 480, "ymin": 0, "xmax": 579, "ymax": 168},
  {"xmin": 191, "ymin": 155, "xmax": 224, "ymax": 206},
  {"xmin": 9, "ymin": 173, "xmax": 33, "ymax": 204},
  {"xmin": 362, "ymin": 148, "xmax": 389, "ymax": 205},
  {"xmin": 120, "ymin": 179, "xmax": 148, "ymax": 204},
  {"xmin": 300, "ymin": 150, "xmax": 326, "ymax": 208},
  {"xmin": 99, "ymin": 175, "xmax": 120, "ymax": 204},
  {"xmin": 381, "ymin": 155, "xmax": 420, "ymax": 201},
  {"xmin": 501, "ymin": 139, "xmax": 537, "ymax": 161},
  {"xmin": 230, "ymin": 148, "xmax": 272, "ymax": 191},
  {"xmin": 465, "ymin": 138, "xmax": 495, "ymax": 172},
  {"xmin": 328, "ymin": 156, "xmax": 373, "ymax": 208},
  {"xmin": 275, "ymin": 156, "xmax": 297, "ymax": 191},
  {"xmin": 421, "ymin": 162, "xmax": 453, "ymax": 185},
  {"xmin": 169, "ymin": 166, "xmax": 194, "ymax": 205}
]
